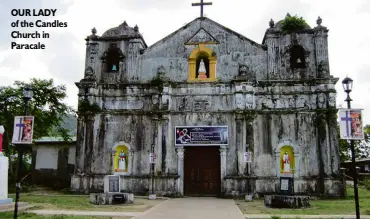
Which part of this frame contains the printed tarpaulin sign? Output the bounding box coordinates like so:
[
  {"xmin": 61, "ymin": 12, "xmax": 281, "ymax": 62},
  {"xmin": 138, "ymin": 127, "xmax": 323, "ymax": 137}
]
[
  {"xmin": 339, "ymin": 109, "xmax": 364, "ymax": 140},
  {"xmin": 175, "ymin": 126, "xmax": 228, "ymax": 146},
  {"xmin": 12, "ymin": 116, "xmax": 34, "ymax": 144}
]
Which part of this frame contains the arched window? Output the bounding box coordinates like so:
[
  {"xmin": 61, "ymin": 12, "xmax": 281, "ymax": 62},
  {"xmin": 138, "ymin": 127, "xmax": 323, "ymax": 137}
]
[
  {"xmin": 290, "ymin": 45, "xmax": 305, "ymax": 69},
  {"xmin": 188, "ymin": 44, "xmax": 216, "ymax": 82},
  {"xmin": 102, "ymin": 44, "xmax": 124, "ymax": 73}
]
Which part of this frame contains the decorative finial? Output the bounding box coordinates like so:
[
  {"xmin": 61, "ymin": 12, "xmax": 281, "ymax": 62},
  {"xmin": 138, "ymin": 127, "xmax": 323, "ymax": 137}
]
[
  {"xmin": 316, "ymin": 16, "xmax": 322, "ymax": 26},
  {"xmin": 122, "ymin": 21, "xmax": 128, "ymax": 27},
  {"xmin": 91, "ymin": 27, "xmax": 97, "ymax": 35},
  {"xmin": 269, "ymin": 19, "xmax": 274, "ymax": 28},
  {"xmin": 134, "ymin": 25, "xmax": 139, "ymax": 32}
]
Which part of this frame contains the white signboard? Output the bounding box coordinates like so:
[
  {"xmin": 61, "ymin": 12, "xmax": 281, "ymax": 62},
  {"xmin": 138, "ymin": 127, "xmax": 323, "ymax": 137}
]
[
  {"xmin": 281, "ymin": 179, "xmax": 289, "ymax": 191},
  {"xmin": 339, "ymin": 109, "xmax": 364, "ymax": 140},
  {"xmin": 243, "ymin": 152, "xmax": 252, "ymax": 163},
  {"xmin": 12, "ymin": 116, "xmax": 34, "ymax": 144},
  {"xmin": 149, "ymin": 153, "xmax": 156, "ymax": 164}
]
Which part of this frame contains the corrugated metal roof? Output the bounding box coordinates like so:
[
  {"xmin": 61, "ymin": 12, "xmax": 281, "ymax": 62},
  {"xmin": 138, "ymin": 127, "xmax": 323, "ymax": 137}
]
[
  {"xmin": 34, "ymin": 136, "xmax": 76, "ymax": 143},
  {"xmin": 343, "ymin": 158, "xmax": 370, "ymax": 163}
]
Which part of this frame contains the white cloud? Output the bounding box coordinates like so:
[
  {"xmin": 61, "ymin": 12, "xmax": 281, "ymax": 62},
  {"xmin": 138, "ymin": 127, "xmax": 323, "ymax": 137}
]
[{"xmin": 0, "ymin": 0, "xmax": 369, "ymax": 125}]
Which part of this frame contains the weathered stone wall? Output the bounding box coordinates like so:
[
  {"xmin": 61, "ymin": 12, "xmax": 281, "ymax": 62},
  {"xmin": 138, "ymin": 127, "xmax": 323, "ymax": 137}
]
[
  {"xmin": 72, "ymin": 17, "xmax": 342, "ymax": 197},
  {"xmin": 140, "ymin": 18, "xmax": 266, "ymax": 82}
]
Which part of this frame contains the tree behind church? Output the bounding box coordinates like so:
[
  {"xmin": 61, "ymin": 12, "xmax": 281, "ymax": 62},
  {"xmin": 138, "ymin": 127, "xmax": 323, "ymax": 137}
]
[{"xmin": 0, "ymin": 78, "xmax": 74, "ymax": 185}]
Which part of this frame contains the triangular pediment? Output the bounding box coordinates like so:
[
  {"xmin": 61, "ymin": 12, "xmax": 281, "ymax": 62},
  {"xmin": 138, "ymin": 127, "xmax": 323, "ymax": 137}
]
[{"xmin": 185, "ymin": 28, "xmax": 219, "ymax": 45}]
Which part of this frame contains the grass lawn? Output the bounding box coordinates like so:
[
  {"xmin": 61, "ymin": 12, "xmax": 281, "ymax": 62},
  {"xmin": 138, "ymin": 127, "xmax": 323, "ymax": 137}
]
[
  {"xmin": 7, "ymin": 194, "xmax": 163, "ymax": 213},
  {"xmin": 0, "ymin": 212, "xmax": 131, "ymax": 219},
  {"xmin": 236, "ymin": 186, "xmax": 370, "ymax": 215}
]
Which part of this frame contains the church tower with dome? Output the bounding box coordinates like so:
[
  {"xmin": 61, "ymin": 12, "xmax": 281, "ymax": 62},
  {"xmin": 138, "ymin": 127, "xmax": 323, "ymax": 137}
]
[{"xmin": 72, "ymin": 10, "xmax": 343, "ymax": 198}]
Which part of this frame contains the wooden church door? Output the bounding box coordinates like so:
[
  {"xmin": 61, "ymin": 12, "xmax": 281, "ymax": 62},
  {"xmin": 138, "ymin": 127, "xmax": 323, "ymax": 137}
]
[{"xmin": 184, "ymin": 146, "xmax": 221, "ymax": 196}]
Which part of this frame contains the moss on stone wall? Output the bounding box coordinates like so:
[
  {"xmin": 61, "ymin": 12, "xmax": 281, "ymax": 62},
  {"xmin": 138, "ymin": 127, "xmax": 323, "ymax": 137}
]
[
  {"xmin": 150, "ymin": 76, "xmax": 164, "ymax": 92},
  {"xmin": 78, "ymin": 99, "xmax": 101, "ymax": 114},
  {"xmin": 233, "ymin": 110, "xmax": 257, "ymax": 122}
]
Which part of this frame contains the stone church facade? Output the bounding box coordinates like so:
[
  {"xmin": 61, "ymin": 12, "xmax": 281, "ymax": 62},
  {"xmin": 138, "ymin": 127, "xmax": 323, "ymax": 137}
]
[{"xmin": 71, "ymin": 15, "xmax": 343, "ymax": 197}]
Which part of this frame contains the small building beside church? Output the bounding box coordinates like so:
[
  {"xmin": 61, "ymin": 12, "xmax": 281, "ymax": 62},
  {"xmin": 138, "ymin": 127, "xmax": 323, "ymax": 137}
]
[
  {"xmin": 32, "ymin": 137, "xmax": 76, "ymax": 188},
  {"xmin": 72, "ymin": 11, "xmax": 343, "ymax": 197}
]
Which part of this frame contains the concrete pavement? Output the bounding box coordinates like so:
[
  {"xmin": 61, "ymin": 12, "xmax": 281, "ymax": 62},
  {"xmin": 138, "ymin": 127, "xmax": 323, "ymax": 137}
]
[
  {"xmin": 244, "ymin": 215, "xmax": 370, "ymax": 219},
  {"xmin": 20, "ymin": 197, "xmax": 370, "ymax": 219},
  {"xmin": 133, "ymin": 197, "xmax": 245, "ymax": 219},
  {"xmin": 27, "ymin": 209, "xmax": 143, "ymax": 217}
]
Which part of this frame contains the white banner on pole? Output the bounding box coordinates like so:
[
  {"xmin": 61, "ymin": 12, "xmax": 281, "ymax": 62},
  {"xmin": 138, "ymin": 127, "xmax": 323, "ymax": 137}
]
[
  {"xmin": 339, "ymin": 109, "xmax": 364, "ymax": 140},
  {"xmin": 12, "ymin": 116, "xmax": 34, "ymax": 144}
]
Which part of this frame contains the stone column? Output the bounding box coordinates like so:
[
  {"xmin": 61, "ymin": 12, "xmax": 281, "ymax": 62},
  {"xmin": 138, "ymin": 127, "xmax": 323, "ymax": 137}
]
[
  {"xmin": 327, "ymin": 109, "xmax": 340, "ymax": 176},
  {"xmin": 220, "ymin": 146, "xmax": 227, "ymax": 194},
  {"xmin": 110, "ymin": 150, "xmax": 116, "ymax": 174},
  {"xmin": 155, "ymin": 120, "xmax": 163, "ymax": 174},
  {"xmin": 0, "ymin": 153, "xmax": 12, "ymax": 204},
  {"xmin": 243, "ymin": 119, "xmax": 248, "ymax": 175},
  {"xmin": 161, "ymin": 116, "xmax": 169, "ymax": 174},
  {"xmin": 235, "ymin": 115, "xmax": 244, "ymax": 175},
  {"xmin": 265, "ymin": 34, "xmax": 279, "ymax": 79},
  {"xmin": 314, "ymin": 23, "xmax": 330, "ymax": 78},
  {"xmin": 176, "ymin": 147, "xmax": 185, "ymax": 195},
  {"xmin": 315, "ymin": 111, "xmax": 327, "ymax": 194},
  {"xmin": 151, "ymin": 117, "xmax": 160, "ymax": 174},
  {"xmin": 128, "ymin": 149, "xmax": 134, "ymax": 175},
  {"xmin": 75, "ymin": 114, "xmax": 85, "ymax": 173},
  {"xmin": 84, "ymin": 113, "xmax": 95, "ymax": 174}
]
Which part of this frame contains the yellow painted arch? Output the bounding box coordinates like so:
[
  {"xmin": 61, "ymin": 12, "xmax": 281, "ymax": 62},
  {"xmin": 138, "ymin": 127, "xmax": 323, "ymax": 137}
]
[
  {"xmin": 188, "ymin": 44, "xmax": 217, "ymax": 82},
  {"xmin": 280, "ymin": 145, "xmax": 295, "ymax": 173}
]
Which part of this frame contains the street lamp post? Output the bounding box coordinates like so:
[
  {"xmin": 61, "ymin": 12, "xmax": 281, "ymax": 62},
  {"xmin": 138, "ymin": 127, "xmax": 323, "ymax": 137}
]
[
  {"xmin": 342, "ymin": 77, "xmax": 360, "ymax": 219},
  {"xmin": 13, "ymin": 84, "xmax": 33, "ymax": 219}
]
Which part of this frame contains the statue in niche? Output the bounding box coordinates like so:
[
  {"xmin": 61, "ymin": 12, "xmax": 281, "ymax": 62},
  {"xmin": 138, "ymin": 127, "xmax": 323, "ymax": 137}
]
[
  {"xmin": 196, "ymin": 52, "xmax": 210, "ymax": 79},
  {"xmin": 197, "ymin": 59, "xmax": 207, "ymax": 78},
  {"xmin": 280, "ymin": 146, "xmax": 294, "ymax": 173},
  {"xmin": 283, "ymin": 152, "xmax": 291, "ymax": 172},
  {"xmin": 118, "ymin": 150, "xmax": 126, "ymax": 171}
]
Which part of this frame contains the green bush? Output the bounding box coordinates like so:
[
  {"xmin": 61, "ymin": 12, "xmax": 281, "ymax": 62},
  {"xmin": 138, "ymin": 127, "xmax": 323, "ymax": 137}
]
[
  {"xmin": 363, "ymin": 179, "xmax": 370, "ymax": 190},
  {"xmin": 280, "ymin": 15, "xmax": 309, "ymax": 33}
]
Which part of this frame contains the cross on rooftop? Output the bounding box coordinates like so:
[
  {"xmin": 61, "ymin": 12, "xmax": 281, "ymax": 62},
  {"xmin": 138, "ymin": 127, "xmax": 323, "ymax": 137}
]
[{"xmin": 192, "ymin": 0, "xmax": 212, "ymax": 18}]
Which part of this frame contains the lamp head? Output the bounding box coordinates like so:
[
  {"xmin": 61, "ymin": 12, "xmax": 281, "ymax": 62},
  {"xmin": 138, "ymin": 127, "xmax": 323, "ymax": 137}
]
[
  {"xmin": 22, "ymin": 84, "xmax": 33, "ymax": 100},
  {"xmin": 342, "ymin": 77, "xmax": 353, "ymax": 93}
]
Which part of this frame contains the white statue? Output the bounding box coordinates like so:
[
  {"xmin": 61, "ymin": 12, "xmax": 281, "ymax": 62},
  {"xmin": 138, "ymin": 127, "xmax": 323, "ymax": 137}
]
[
  {"xmin": 283, "ymin": 152, "xmax": 291, "ymax": 172},
  {"xmin": 198, "ymin": 59, "xmax": 206, "ymax": 73},
  {"xmin": 118, "ymin": 150, "xmax": 126, "ymax": 171}
]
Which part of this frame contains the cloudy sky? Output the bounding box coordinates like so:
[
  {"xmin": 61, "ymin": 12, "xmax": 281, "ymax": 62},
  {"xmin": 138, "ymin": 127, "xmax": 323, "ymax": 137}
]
[{"xmin": 0, "ymin": 0, "xmax": 369, "ymax": 124}]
